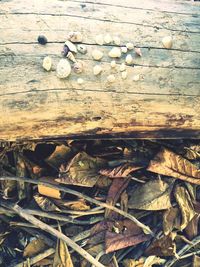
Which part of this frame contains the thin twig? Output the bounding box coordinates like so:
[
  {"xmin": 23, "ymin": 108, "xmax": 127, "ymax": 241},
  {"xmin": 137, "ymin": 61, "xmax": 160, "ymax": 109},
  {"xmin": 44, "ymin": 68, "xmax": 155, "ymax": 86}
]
[
  {"xmin": 164, "ymin": 235, "xmax": 200, "ymax": 267},
  {"xmin": 0, "ymin": 176, "xmax": 153, "ymax": 235},
  {"xmin": 179, "ymin": 249, "xmax": 200, "ymax": 260},
  {"xmin": 11, "ymin": 248, "xmax": 55, "ymax": 267},
  {"xmin": 0, "ymin": 201, "xmax": 106, "ymax": 267}
]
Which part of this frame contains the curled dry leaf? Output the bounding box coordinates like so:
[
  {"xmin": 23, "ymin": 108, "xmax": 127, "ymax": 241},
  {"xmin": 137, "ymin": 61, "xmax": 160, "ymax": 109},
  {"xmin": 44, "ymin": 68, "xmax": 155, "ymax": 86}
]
[
  {"xmin": 53, "ymin": 226, "xmax": 74, "ymax": 267},
  {"xmin": 105, "ymin": 177, "xmax": 130, "ymax": 218},
  {"xmin": 147, "ymin": 148, "xmax": 200, "ymax": 185},
  {"xmin": 174, "ymin": 185, "xmax": 196, "ymax": 230},
  {"xmin": 34, "ymin": 194, "xmax": 61, "ymax": 212},
  {"xmin": 193, "ymin": 255, "xmax": 200, "ymax": 267},
  {"xmin": 145, "ymin": 233, "xmax": 177, "ymax": 257},
  {"xmin": 99, "ymin": 163, "xmax": 142, "ymax": 178},
  {"xmin": 163, "ymin": 207, "xmax": 181, "ymax": 235},
  {"xmin": 38, "ymin": 177, "xmax": 63, "ymax": 199},
  {"xmin": 23, "ymin": 237, "xmax": 48, "ymax": 258},
  {"xmin": 123, "ymin": 258, "xmax": 145, "ymax": 267},
  {"xmin": 143, "ymin": 255, "xmax": 165, "ymax": 267},
  {"xmin": 45, "ymin": 144, "xmax": 72, "ymax": 170},
  {"xmin": 185, "ymin": 201, "xmax": 200, "ymax": 240},
  {"xmin": 57, "ymin": 152, "xmax": 106, "ymax": 187},
  {"xmin": 128, "ymin": 179, "xmax": 172, "ymax": 210}
]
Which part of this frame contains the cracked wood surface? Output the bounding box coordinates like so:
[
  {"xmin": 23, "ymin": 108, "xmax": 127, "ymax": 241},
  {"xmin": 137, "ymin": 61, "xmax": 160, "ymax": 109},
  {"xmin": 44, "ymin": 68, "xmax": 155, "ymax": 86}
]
[{"xmin": 0, "ymin": 0, "xmax": 200, "ymax": 141}]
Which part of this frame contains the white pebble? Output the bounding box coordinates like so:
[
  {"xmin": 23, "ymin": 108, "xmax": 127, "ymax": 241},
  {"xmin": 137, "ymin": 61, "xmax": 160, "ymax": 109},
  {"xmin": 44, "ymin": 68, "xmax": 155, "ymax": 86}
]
[
  {"xmin": 92, "ymin": 49, "xmax": 103, "ymax": 60},
  {"xmin": 77, "ymin": 78, "xmax": 84, "ymax": 84},
  {"xmin": 104, "ymin": 34, "xmax": 112, "ymax": 44},
  {"xmin": 42, "ymin": 56, "xmax": 52, "ymax": 71},
  {"xmin": 95, "ymin": 34, "xmax": 104, "ymax": 45},
  {"xmin": 121, "ymin": 46, "xmax": 128, "ymax": 53},
  {"xmin": 110, "ymin": 60, "xmax": 117, "ymax": 68},
  {"xmin": 125, "ymin": 54, "xmax": 133, "ymax": 65},
  {"xmin": 162, "ymin": 36, "xmax": 173, "ymax": 49},
  {"xmin": 119, "ymin": 63, "xmax": 126, "ymax": 72},
  {"xmin": 126, "ymin": 42, "xmax": 134, "ymax": 50},
  {"xmin": 132, "ymin": 74, "xmax": 140, "ymax": 81},
  {"xmin": 64, "ymin": 40, "xmax": 77, "ymax": 53},
  {"xmin": 121, "ymin": 71, "xmax": 128, "ymax": 80},
  {"xmin": 113, "ymin": 36, "xmax": 121, "ymax": 45},
  {"xmin": 77, "ymin": 44, "xmax": 87, "ymax": 54},
  {"xmin": 68, "ymin": 31, "xmax": 83, "ymax": 43},
  {"xmin": 107, "ymin": 74, "xmax": 115, "ymax": 83},
  {"xmin": 93, "ymin": 65, "xmax": 102, "ymax": 75},
  {"xmin": 56, "ymin": 59, "xmax": 71, "ymax": 79},
  {"xmin": 108, "ymin": 47, "xmax": 121, "ymax": 58}
]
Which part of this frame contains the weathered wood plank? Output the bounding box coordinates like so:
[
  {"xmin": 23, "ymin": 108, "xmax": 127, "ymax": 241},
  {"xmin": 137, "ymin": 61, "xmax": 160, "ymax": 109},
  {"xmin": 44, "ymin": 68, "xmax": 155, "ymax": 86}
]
[{"xmin": 0, "ymin": 0, "xmax": 200, "ymax": 141}]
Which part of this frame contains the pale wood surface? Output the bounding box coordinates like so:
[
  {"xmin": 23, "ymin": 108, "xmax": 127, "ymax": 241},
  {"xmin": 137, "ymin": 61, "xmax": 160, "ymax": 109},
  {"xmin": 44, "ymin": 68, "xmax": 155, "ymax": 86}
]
[{"xmin": 0, "ymin": 0, "xmax": 200, "ymax": 141}]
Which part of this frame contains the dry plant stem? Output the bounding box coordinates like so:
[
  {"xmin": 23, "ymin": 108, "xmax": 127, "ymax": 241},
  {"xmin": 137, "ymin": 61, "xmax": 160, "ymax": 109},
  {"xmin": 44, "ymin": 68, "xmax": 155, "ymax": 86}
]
[
  {"xmin": 164, "ymin": 235, "xmax": 200, "ymax": 267},
  {"xmin": 0, "ymin": 176, "xmax": 153, "ymax": 235},
  {"xmin": 179, "ymin": 249, "xmax": 200, "ymax": 260},
  {"xmin": 12, "ymin": 248, "xmax": 55, "ymax": 267},
  {"xmin": 1, "ymin": 201, "xmax": 106, "ymax": 267}
]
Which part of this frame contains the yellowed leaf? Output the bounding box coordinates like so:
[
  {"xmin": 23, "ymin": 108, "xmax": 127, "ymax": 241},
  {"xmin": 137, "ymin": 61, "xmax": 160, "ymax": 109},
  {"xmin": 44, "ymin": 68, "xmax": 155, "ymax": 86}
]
[
  {"xmin": 193, "ymin": 255, "xmax": 200, "ymax": 267},
  {"xmin": 23, "ymin": 238, "xmax": 47, "ymax": 258},
  {"xmin": 143, "ymin": 255, "xmax": 165, "ymax": 267},
  {"xmin": 163, "ymin": 207, "xmax": 181, "ymax": 235},
  {"xmin": 53, "ymin": 237, "xmax": 73, "ymax": 267},
  {"xmin": 147, "ymin": 148, "xmax": 200, "ymax": 185},
  {"xmin": 128, "ymin": 179, "xmax": 172, "ymax": 210},
  {"xmin": 34, "ymin": 194, "xmax": 61, "ymax": 212},
  {"xmin": 174, "ymin": 185, "xmax": 196, "ymax": 230}
]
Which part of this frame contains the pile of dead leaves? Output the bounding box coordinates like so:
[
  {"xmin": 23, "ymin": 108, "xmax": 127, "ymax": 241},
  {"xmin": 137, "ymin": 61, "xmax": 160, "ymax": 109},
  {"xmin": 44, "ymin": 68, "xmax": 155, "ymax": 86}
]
[{"xmin": 0, "ymin": 139, "xmax": 200, "ymax": 267}]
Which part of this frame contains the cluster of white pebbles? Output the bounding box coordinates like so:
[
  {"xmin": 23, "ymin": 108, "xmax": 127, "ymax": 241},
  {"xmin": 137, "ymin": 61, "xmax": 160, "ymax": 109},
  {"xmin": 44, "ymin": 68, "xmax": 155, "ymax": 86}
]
[{"xmin": 42, "ymin": 31, "xmax": 173, "ymax": 84}]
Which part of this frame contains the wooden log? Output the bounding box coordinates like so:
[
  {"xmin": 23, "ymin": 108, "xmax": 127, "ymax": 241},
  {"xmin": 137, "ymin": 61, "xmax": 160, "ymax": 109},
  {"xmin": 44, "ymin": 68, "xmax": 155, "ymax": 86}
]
[{"xmin": 0, "ymin": 0, "xmax": 200, "ymax": 141}]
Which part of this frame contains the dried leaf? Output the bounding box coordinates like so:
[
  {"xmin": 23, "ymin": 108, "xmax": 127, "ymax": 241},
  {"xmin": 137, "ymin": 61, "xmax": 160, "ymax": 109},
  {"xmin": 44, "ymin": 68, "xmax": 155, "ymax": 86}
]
[
  {"xmin": 53, "ymin": 199, "xmax": 90, "ymax": 211},
  {"xmin": 128, "ymin": 179, "xmax": 172, "ymax": 210},
  {"xmin": 185, "ymin": 201, "xmax": 200, "ymax": 239},
  {"xmin": 143, "ymin": 255, "xmax": 165, "ymax": 267},
  {"xmin": 105, "ymin": 220, "xmax": 151, "ymax": 253},
  {"xmin": 23, "ymin": 238, "xmax": 48, "ymax": 258},
  {"xmin": 145, "ymin": 233, "xmax": 177, "ymax": 257},
  {"xmin": 38, "ymin": 177, "xmax": 63, "ymax": 199},
  {"xmin": 163, "ymin": 207, "xmax": 181, "ymax": 235},
  {"xmin": 34, "ymin": 194, "xmax": 61, "ymax": 212},
  {"xmin": 105, "ymin": 177, "xmax": 130, "ymax": 218},
  {"xmin": 99, "ymin": 163, "xmax": 142, "ymax": 178},
  {"xmin": 147, "ymin": 148, "xmax": 200, "ymax": 185},
  {"xmin": 123, "ymin": 258, "xmax": 145, "ymax": 267},
  {"xmin": 193, "ymin": 255, "xmax": 200, "ymax": 267},
  {"xmin": 53, "ymin": 230, "xmax": 73, "ymax": 267},
  {"xmin": 57, "ymin": 152, "xmax": 106, "ymax": 187},
  {"xmin": 174, "ymin": 185, "xmax": 196, "ymax": 230},
  {"xmin": 45, "ymin": 144, "xmax": 72, "ymax": 170}
]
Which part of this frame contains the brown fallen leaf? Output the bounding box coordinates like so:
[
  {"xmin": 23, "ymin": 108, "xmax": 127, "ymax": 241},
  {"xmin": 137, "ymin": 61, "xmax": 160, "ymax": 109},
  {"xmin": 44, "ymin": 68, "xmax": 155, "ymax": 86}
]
[
  {"xmin": 147, "ymin": 148, "xmax": 200, "ymax": 184},
  {"xmin": 57, "ymin": 152, "xmax": 106, "ymax": 187},
  {"xmin": 145, "ymin": 233, "xmax": 177, "ymax": 257},
  {"xmin": 99, "ymin": 163, "xmax": 142, "ymax": 178},
  {"xmin": 143, "ymin": 255, "xmax": 165, "ymax": 266},
  {"xmin": 185, "ymin": 201, "xmax": 200, "ymax": 239},
  {"xmin": 53, "ymin": 227, "xmax": 74, "ymax": 267},
  {"xmin": 53, "ymin": 198, "xmax": 90, "ymax": 211},
  {"xmin": 34, "ymin": 194, "xmax": 61, "ymax": 212},
  {"xmin": 174, "ymin": 185, "xmax": 196, "ymax": 230},
  {"xmin": 23, "ymin": 238, "xmax": 48, "ymax": 258},
  {"xmin": 45, "ymin": 144, "xmax": 72, "ymax": 170},
  {"xmin": 105, "ymin": 177, "xmax": 130, "ymax": 218},
  {"xmin": 163, "ymin": 207, "xmax": 181, "ymax": 235},
  {"xmin": 128, "ymin": 179, "xmax": 172, "ymax": 210},
  {"xmin": 105, "ymin": 219, "xmax": 151, "ymax": 253}
]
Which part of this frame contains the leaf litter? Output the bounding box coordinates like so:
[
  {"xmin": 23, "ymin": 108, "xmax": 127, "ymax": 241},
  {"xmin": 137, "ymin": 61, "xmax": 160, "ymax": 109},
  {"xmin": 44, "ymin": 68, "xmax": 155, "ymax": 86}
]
[{"xmin": 0, "ymin": 139, "xmax": 200, "ymax": 266}]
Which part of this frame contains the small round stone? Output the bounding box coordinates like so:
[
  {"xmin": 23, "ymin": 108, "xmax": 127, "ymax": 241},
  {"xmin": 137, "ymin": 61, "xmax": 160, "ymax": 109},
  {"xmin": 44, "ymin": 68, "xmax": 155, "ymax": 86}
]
[
  {"xmin": 121, "ymin": 70, "xmax": 128, "ymax": 80},
  {"xmin": 93, "ymin": 65, "xmax": 102, "ymax": 75},
  {"xmin": 77, "ymin": 44, "xmax": 87, "ymax": 54},
  {"xmin": 77, "ymin": 78, "xmax": 84, "ymax": 84},
  {"xmin": 56, "ymin": 59, "xmax": 71, "ymax": 79},
  {"xmin": 110, "ymin": 60, "xmax": 117, "ymax": 68},
  {"xmin": 37, "ymin": 35, "xmax": 47, "ymax": 45},
  {"xmin": 125, "ymin": 54, "xmax": 133, "ymax": 65},
  {"xmin": 42, "ymin": 56, "xmax": 52, "ymax": 71},
  {"xmin": 126, "ymin": 42, "xmax": 134, "ymax": 50},
  {"xmin": 107, "ymin": 74, "xmax": 115, "ymax": 83},
  {"xmin": 121, "ymin": 46, "xmax": 128, "ymax": 53},
  {"xmin": 92, "ymin": 49, "xmax": 103, "ymax": 61},
  {"xmin": 120, "ymin": 63, "xmax": 126, "ymax": 72}
]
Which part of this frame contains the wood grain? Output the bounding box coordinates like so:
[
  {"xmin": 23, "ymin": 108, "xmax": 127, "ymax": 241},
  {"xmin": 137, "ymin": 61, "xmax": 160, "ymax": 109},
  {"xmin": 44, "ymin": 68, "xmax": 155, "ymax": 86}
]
[{"xmin": 0, "ymin": 0, "xmax": 200, "ymax": 141}]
